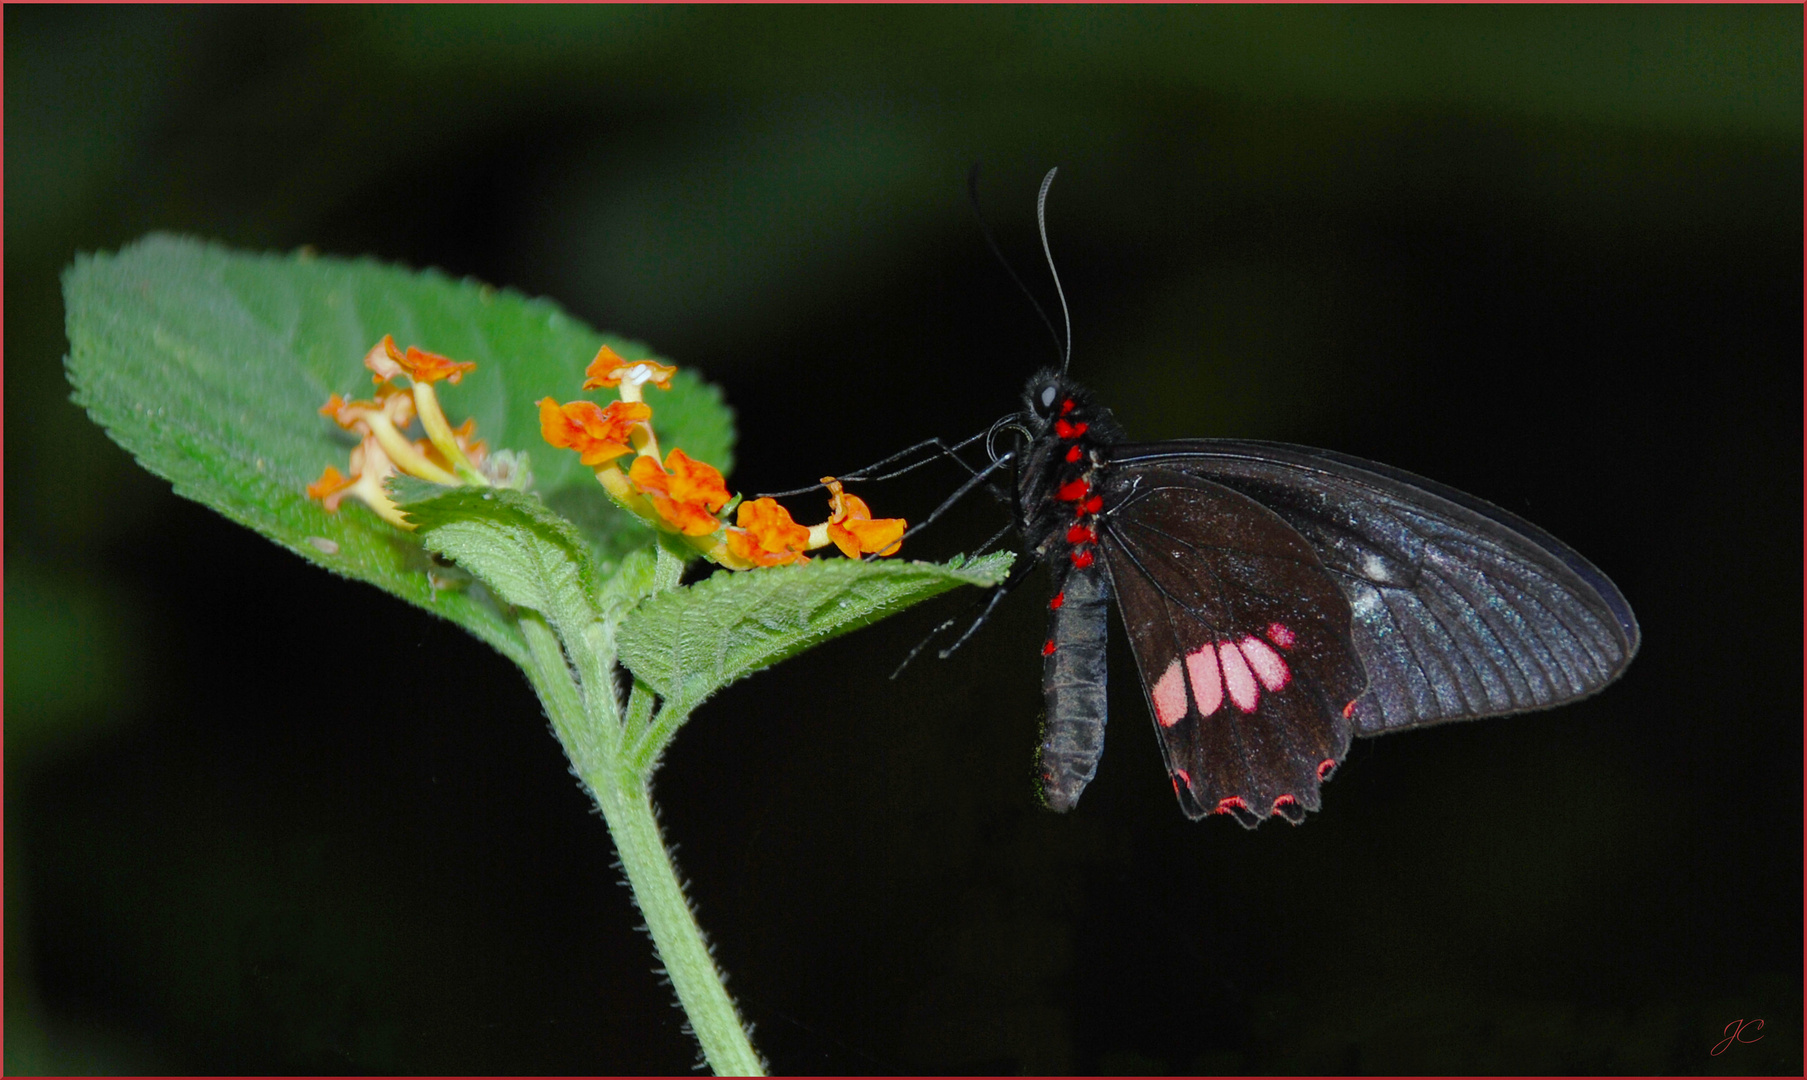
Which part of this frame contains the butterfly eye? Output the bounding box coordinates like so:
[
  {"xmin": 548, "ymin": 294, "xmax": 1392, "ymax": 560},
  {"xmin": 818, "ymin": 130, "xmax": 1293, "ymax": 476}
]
[{"xmin": 1039, "ymin": 385, "xmax": 1057, "ymax": 410}]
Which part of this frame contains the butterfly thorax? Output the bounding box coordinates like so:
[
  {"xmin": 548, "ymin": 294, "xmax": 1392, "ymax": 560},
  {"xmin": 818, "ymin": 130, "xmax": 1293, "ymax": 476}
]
[{"xmin": 1015, "ymin": 370, "xmax": 1126, "ymax": 563}]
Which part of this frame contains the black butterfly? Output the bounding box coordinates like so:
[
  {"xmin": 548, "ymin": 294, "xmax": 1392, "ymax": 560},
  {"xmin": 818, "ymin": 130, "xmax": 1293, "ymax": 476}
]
[
  {"xmin": 884, "ymin": 169, "xmax": 1639, "ymax": 827},
  {"xmin": 1005, "ymin": 370, "xmax": 1639, "ymax": 826}
]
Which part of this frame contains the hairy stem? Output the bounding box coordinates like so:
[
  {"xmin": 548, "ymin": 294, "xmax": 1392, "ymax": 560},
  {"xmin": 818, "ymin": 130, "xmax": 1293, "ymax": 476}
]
[
  {"xmin": 520, "ymin": 613, "xmax": 762, "ymax": 1076},
  {"xmin": 594, "ymin": 772, "xmax": 763, "ymax": 1077}
]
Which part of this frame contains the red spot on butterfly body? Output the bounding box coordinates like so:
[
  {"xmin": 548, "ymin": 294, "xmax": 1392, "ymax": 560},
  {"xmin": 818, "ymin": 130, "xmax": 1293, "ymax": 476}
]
[
  {"xmin": 1317, "ymin": 759, "xmax": 1338, "ymax": 780},
  {"xmin": 1054, "ymin": 419, "xmax": 1089, "ymax": 440},
  {"xmin": 1056, "ymin": 478, "xmax": 1090, "ymax": 502},
  {"xmin": 1082, "ymin": 495, "xmax": 1103, "ymax": 514},
  {"xmin": 1067, "ymin": 524, "xmax": 1096, "ymax": 544},
  {"xmin": 1049, "ymin": 591, "xmax": 1065, "ymax": 610},
  {"xmin": 1070, "ymin": 549, "xmax": 1094, "ymax": 569},
  {"xmin": 1064, "ymin": 445, "xmax": 1082, "ymax": 463},
  {"xmin": 1042, "ymin": 639, "xmax": 1057, "ymax": 656},
  {"xmin": 1059, "ymin": 398, "xmax": 1077, "ymax": 415}
]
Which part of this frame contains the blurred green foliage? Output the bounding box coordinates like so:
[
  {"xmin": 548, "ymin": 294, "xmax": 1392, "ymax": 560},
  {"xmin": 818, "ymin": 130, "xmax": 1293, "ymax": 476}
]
[{"xmin": 8, "ymin": 6, "xmax": 1800, "ymax": 1074}]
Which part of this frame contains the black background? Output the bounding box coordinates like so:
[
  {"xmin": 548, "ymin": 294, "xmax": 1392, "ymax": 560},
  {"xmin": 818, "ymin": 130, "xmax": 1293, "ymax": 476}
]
[{"xmin": 8, "ymin": 7, "xmax": 1800, "ymax": 1075}]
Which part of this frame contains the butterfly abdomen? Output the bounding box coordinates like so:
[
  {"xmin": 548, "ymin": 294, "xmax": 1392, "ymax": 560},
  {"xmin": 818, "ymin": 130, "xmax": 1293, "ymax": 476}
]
[{"xmin": 1038, "ymin": 562, "xmax": 1111, "ymax": 811}]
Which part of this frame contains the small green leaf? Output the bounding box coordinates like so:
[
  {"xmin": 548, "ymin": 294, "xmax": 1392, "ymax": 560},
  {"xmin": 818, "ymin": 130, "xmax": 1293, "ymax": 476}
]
[
  {"xmin": 64, "ymin": 234, "xmax": 734, "ymax": 661},
  {"xmin": 618, "ymin": 552, "xmax": 1014, "ymax": 721},
  {"xmin": 393, "ymin": 482, "xmax": 602, "ymax": 628}
]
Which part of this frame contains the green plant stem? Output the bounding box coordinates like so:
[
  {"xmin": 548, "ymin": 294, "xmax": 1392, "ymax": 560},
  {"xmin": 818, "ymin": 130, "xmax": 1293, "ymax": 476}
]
[
  {"xmin": 594, "ymin": 774, "xmax": 763, "ymax": 1077},
  {"xmin": 519, "ymin": 613, "xmax": 763, "ymax": 1077}
]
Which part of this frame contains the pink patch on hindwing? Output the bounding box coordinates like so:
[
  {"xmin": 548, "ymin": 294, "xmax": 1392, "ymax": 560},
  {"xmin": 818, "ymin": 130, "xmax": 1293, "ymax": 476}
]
[
  {"xmin": 1152, "ymin": 659, "xmax": 1187, "ymax": 727},
  {"xmin": 1265, "ymin": 622, "xmax": 1295, "ymax": 648},
  {"xmin": 1185, "ymin": 646, "xmax": 1223, "ymax": 716},
  {"xmin": 1218, "ymin": 641, "xmax": 1259, "ymax": 712},
  {"xmin": 1238, "ymin": 636, "xmax": 1290, "ymax": 692}
]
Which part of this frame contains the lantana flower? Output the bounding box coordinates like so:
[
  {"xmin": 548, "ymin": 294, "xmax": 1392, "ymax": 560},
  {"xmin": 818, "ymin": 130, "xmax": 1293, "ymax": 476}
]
[
  {"xmin": 628, "ymin": 449, "xmax": 731, "ymax": 536},
  {"xmin": 538, "ymin": 398, "xmax": 651, "ymax": 466},
  {"xmin": 725, "ymin": 498, "xmax": 813, "ymax": 567},
  {"xmin": 365, "ymin": 334, "xmax": 477, "ymax": 386},
  {"xmin": 820, "ymin": 477, "xmax": 906, "ymax": 558},
  {"xmin": 584, "ymin": 345, "xmax": 677, "ymax": 394}
]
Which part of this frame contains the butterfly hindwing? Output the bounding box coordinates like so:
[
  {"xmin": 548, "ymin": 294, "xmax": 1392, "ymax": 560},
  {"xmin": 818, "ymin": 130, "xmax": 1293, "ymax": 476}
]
[
  {"xmin": 1098, "ymin": 466, "xmax": 1368, "ymax": 825},
  {"xmin": 1107, "ymin": 441, "xmax": 1640, "ymax": 736}
]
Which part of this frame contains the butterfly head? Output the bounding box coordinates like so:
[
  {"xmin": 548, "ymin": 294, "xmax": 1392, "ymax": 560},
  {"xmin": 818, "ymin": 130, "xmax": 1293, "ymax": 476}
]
[
  {"xmin": 1019, "ymin": 369, "xmax": 1123, "ymax": 444},
  {"xmin": 1023, "ymin": 370, "xmax": 1062, "ymax": 421}
]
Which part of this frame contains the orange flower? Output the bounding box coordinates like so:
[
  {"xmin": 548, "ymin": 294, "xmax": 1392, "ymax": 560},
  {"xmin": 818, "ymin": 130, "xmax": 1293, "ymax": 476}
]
[
  {"xmin": 306, "ymin": 465, "xmax": 357, "ymax": 509},
  {"xmin": 538, "ymin": 397, "xmax": 652, "ymax": 466},
  {"xmin": 320, "ymin": 388, "xmax": 416, "ymax": 432},
  {"xmin": 364, "ymin": 334, "xmax": 477, "ymax": 385},
  {"xmin": 305, "ymin": 430, "xmax": 414, "ymax": 528},
  {"xmin": 583, "ymin": 345, "xmax": 677, "ymax": 392},
  {"xmin": 726, "ymin": 498, "xmax": 811, "ymax": 567},
  {"xmin": 629, "ymin": 449, "xmax": 730, "ymax": 535},
  {"xmin": 822, "ymin": 477, "xmax": 906, "ymax": 558}
]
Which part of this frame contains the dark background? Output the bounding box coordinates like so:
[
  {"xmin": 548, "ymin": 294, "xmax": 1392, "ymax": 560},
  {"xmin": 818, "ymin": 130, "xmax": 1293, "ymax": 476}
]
[{"xmin": 7, "ymin": 7, "xmax": 1800, "ymax": 1075}]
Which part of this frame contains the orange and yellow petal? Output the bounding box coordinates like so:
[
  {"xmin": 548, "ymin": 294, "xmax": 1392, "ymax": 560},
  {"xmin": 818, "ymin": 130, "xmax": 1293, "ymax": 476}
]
[
  {"xmin": 627, "ymin": 453, "xmax": 670, "ymax": 496},
  {"xmin": 725, "ymin": 527, "xmax": 807, "ymax": 567},
  {"xmin": 661, "ymin": 449, "xmax": 730, "ymax": 510},
  {"xmin": 583, "ymin": 344, "xmax": 678, "ymax": 391},
  {"xmin": 629, "ymin": 450, "xmax": 730, "ymax": 536},
  {"xmin": 820, "ymin": 478, "xmax": 906, "ymax": 557},
  {"xmin": 829, "ymin": 515, "xmax": 906, "ymax": 558},
  {"xmin": 306, "ymin": 465, "xmax": 357, "ymax": 509},
  {"xmin": 737, "ymin": 497, "xmax": 811, "ymax": 555},
  {"xmin": 364, "ymin": 334, "xmax": 477, "ymax": 385},
  {"xmin": 365, "ymin": 335, "xmax": 405, "ymax": 383},
  {"xmin": 538, "ymin": 397, "xmax": 651, "ymax": 466},
  {"xmin": 401, "ymin": 344, "xmax": 477, "ymax": 385},
  {"xmin": 321, "ymin": 388, "xmax": 415, "ymax": 433}
]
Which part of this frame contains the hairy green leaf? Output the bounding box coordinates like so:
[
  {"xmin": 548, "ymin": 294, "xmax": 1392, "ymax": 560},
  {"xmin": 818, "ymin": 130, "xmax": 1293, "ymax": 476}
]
[
  {"xmin": 64, "ymin": 234, "xmax": 734, "ymax": 662},
  {"xmin": 394, "ymin": 482, "xmax": 602, "ymax": 626},
  {"xmin": 618, "ymin": 552, "xmax": 1014, "ymax": 720}
]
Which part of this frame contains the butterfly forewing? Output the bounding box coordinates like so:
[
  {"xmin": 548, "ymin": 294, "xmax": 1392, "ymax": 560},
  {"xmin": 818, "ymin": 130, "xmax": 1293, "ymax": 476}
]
[
  {"xmin": 1107, "ymin": 441, "xmax": 1640, "ymax": 736},
  {"xmin": 1099, "ymin": 467, "xmax": 1368, "ymax": 824}
]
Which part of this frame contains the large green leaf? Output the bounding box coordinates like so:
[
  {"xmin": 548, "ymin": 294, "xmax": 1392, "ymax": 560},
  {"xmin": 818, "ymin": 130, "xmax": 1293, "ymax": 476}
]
[
  {"xmin": 64, "ymin": 234, "xmax": 734, "ymax": 661},
  {"xmin": 618, "ymin": 552, "xmax": 1014, "ymax": 722}
]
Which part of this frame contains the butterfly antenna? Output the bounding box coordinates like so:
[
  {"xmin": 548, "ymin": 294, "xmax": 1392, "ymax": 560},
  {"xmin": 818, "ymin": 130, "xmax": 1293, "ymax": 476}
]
[
  {"xmin": 1036, "ymin": 166, "xmax": 1073, "ymax": 374},
  {"xmin": 968, "ymin": 163, "xmax": 1064, "ymax": 366}
]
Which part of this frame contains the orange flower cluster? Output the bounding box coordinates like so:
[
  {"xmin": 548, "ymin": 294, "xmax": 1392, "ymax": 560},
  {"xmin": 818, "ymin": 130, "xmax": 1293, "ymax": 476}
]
[
  {"xmin": 306, "ymin": 337, "xmax": 491, "ymax": 529},
  {"xmin": 538, "ymin": 344, "xmax": 907, "ymax": 570}
]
